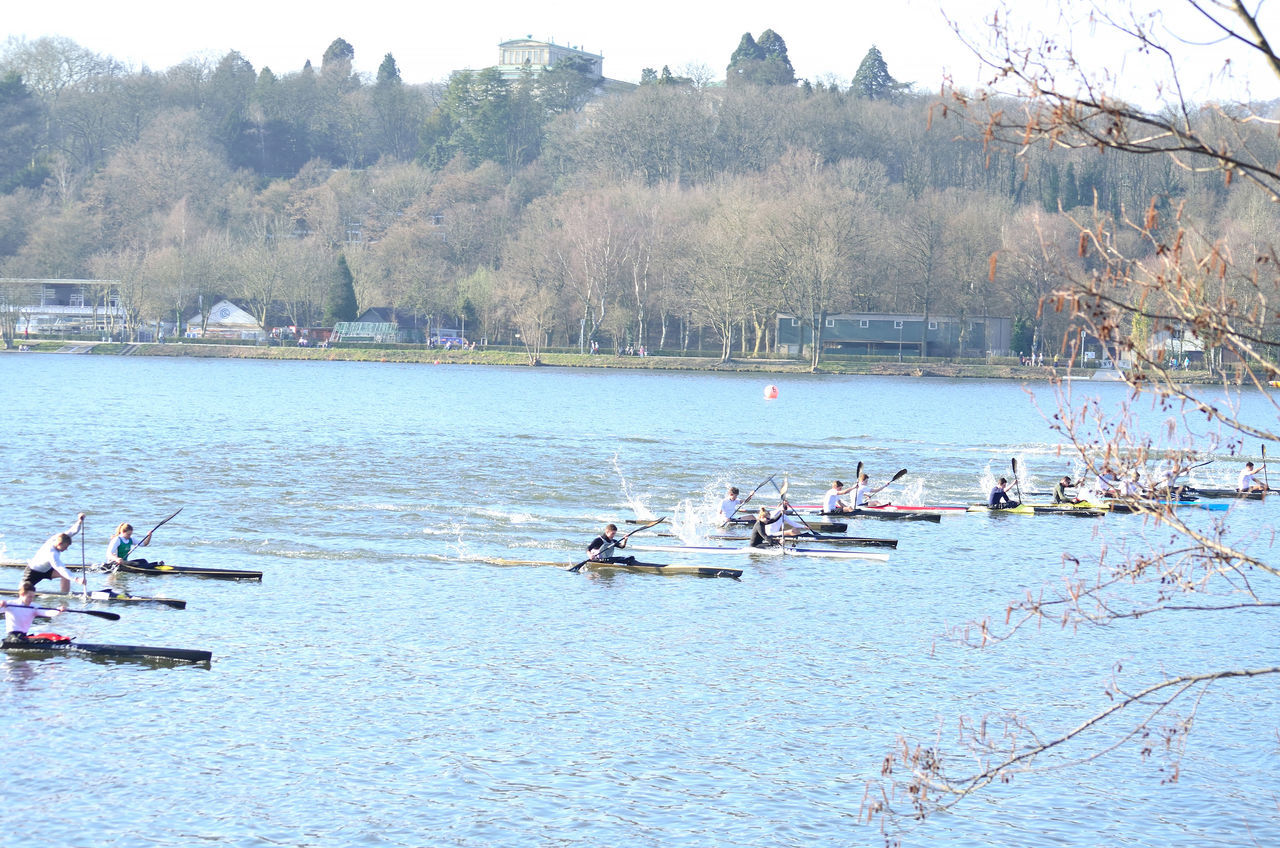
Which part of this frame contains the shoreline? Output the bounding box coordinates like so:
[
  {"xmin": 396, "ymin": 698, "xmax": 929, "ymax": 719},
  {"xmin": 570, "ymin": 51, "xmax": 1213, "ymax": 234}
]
[{"xmin": 2, "ymin": 340, "xmax": 1219, "ymax": 382}]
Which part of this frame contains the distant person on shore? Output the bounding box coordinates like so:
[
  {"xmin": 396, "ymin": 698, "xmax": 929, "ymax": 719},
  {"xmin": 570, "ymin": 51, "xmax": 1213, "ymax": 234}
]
[
  {"xmin": 1238, "ymin": 462, "xmax": 1267, "ymax": 492},
  {"xmin": 24, "ymin": 513, "xmax": 88, "ymax": 594}
]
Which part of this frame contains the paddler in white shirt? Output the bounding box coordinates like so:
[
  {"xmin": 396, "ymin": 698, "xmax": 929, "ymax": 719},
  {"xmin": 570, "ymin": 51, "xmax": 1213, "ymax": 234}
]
[
  {"xmin": 822, "ymin": 480, "xmax": 855, "ymax": 514},
  {"xmin": 23, "ymin": 513, "xmax": 89, "ymax": 594},
  {"xmin": 1238, "ymin": 461, "xmax": 1267, "ymax": 492},
  {"xmin": 850, "ymin": 472, "xmax": 889, "ymax": 509},
  {"xmin": 718, "ymin": 487, "xmax": 743, "ymax": 524},
  {"xmin": 1, "ymin": 582, "xmax": 65, "ymax": 645}
]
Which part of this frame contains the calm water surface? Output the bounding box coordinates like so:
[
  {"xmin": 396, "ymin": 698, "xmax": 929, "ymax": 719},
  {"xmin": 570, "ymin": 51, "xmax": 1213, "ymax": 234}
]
[{"xmin": 1, "ymin": 354, "xmax": 1276, "ymax": 847}]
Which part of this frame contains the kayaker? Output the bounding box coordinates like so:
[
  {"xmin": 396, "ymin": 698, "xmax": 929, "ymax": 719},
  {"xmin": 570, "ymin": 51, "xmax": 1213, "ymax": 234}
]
[
  {"xmin": 1052, "ymin": 476, "xmax": 1083, "ymax": 504},
  {"xmin": 586, "ymin": 524, "xmax": 635, "ymax": 564},
  {"xmin": 1238, "ymin": 462, "xmax": 1267, "ymax": 492},
  {"xmin": 849, "ymin": 472, "xmax": 889, "ymax": 509},
  {"xmin": 749, "ymin": 504, "xmax": 806, "ymax": 547},
  {"xmin": 1, "ymin": 582, "xmax": 64, "ymax": 644},
  {"xmin": 106, "ymin": 522, "xmax": 152, "ymax": 565},
  {"xmin": 23, "ymin": 513, "xmax": 89, "ymax": 594},
  {"xmin": 1096, "ymin": 466, "xmax": 1121, "ymax": 497},
  {"xmin": 822, "ymin": 481, "xmax": 855, "ymax": 514},
  {"xmin": 988, "ymin": 478, "xmax": 1019, "ymax": 509},
  {"xmin": 718, "ymin": 487, "xmax": 743, "ymax": 524}
]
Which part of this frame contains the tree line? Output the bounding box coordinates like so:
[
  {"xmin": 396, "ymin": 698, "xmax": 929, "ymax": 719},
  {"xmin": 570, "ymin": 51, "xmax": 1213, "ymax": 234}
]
[{"xmin": 1, "ymin": 30, "xmax": 1275, "ymax": 364}]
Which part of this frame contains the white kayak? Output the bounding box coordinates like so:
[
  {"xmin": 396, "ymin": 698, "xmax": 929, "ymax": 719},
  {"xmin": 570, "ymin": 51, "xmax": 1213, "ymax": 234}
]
[{"xmin": 627, "ymin": 543, "xmax": 890, "ymax": 562}]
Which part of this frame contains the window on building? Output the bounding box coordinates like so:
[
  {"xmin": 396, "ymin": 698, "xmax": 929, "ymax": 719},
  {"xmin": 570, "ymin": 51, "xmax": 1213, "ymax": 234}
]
[
  {"xmin": 825, "ymin": 318, "xmax": 835, "ymax": 328},
  {"xmin": 859, "ymin": 319, "xmax": 869, "ymax": 328},
  {"xmin": 790, "ymin": 317, "xmax": 799, "ymax": 327},
  {"xmin": 69, "ymin": 293, "xmax": 84, "ymax": 308},
  {"xmin": 928, "ymin": 321, "xmax": 937, "ymax": 330},
  {"xmin": 893, "ymin": 320, "xmax": 904, "ymax": 329}
]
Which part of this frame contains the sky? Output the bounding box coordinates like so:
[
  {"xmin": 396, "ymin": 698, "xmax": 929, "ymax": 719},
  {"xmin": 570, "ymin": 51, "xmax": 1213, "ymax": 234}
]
[{"xmin": 5, "ymin": 0, "xmax": 1280, "ymax": 104}]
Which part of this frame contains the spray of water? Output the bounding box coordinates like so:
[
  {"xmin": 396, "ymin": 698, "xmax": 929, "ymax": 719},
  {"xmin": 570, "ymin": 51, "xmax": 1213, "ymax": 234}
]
[{"xmin": 611, "ymin": 453, "xmax": 654, "ymax": 519}]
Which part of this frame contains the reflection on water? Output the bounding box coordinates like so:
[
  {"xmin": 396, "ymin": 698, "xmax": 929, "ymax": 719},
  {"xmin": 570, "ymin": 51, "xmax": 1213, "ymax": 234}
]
[{"xmin": 1, "ymin": 354, "xmax": 1276, "ymax": 846}]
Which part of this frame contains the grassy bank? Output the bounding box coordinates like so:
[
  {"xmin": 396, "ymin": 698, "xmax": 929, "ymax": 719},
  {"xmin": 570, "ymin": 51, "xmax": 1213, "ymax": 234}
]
[{"xmin": 3, "ymin": 339, "xmax": 1222, "ymax": 382}]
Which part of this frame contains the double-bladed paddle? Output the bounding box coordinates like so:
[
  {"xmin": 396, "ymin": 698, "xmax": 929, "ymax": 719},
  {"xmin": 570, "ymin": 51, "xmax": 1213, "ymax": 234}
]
[
  {"xmin": 727, "ymin": 474, "xmax": 775, "ymax": 523},
  {"xmin": 866, "ymin": 468, "xmax": 908, "ymax": 506},
  {"xmin": 138, "ymin": 507, "xmax": 183, "ymax": 548},
  {"xmin": 769, "ymin": 476, "xmax": 822, "ymax": 536},
  {"xmin": 569, "ymin": 516, "xmax": 667, "ymax": 572},
  {"xmin": 3, "ymin": 604, "xmax": 120, "ymax": 621}
]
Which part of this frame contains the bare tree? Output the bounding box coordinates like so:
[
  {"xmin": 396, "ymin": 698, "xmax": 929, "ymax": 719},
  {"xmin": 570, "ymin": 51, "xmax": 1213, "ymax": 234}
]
[{"xmin": 874, "ymin": 0, "xmax": 1280, "ymax": 823}]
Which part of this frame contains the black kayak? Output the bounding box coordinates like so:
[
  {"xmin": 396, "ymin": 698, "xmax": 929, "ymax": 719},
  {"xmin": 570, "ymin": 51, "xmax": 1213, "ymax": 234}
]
[
  {"xmin": 116, "ymin": 560, "xmax": 262, "ymax": 581},
  {"xmin": 0, "ymin": 587, "xmax": 187, "ymax": 610},
  {"xmin": 2, "ymin": 637, "xmax": 211, "ymax": 663}
]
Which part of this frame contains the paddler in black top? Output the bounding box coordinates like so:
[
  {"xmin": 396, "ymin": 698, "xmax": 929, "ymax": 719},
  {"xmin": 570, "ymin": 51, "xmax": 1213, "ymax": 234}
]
[
  {"xmin": 749, "ymin": 505, "xmax": 805, "ymax": 547},
  {"xmin": 586, "ymin": 524, "xmax": 635, "ymax": 564},
  {"xmin": 1052, "ymin": 476, "xmax": 1083, "ymax": 504},
  {"xmin": 988, "ymin": 478, "xmax": 1019, "ymax": 509}
]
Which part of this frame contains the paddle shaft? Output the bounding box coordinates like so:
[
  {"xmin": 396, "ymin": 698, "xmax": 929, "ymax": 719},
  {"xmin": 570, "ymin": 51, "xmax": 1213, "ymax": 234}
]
[
  {"xmin": 138, "ymin": 507, "xmax": 183, "ymax": 547},
  {"xmin": 571, "ymin": 517, "xmax": 666, "ymax": 572},
  {"xmin": 3, "ymin": 604, "xmax": 120, "ymax": 621},
  {"xmin": 727, "ymin": 475, "xmax": 774, "ymax": 522},
  {"xmin": 1010, "ymin": 459, "xmax": 1024, "ymax": 503},
  {"xmin": 770, "ymin": 477, "xmax": 818, "ymax": 536}
]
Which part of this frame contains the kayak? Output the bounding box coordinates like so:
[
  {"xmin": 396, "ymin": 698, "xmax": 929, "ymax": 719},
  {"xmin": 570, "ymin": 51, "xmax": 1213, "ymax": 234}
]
[
  {"xmin": 1089, "ymin": 499, "xmax": 1230, "ymax": 513},
  {"xmin": 671, "ymin": 532, "xmax": 898, "ymax": 548},
  {"xmin": 115, "ymin": 560, "xmax": 263, "ymax": 581},
  {"xmin": 813, "ymin": 509, "xmax": 942, "ymax": 523},
  {"xmin": 624, "ymin": 517, "xmax": 851, "ymax": 534},
  {"xmin": 627, "ymin": 543, "xmax": 890, "ymax": 562},
  {"xmin": 0, "ymin": 587, "xmax": 186, "ymax": 610},
  {"xmin": 481, "ymin": 557, "xmax": 741, "ymax": 577},
  {"xmin": 1, "ymin": 636, "xmax": 211, "ymax": 663},
  {"xmin": 0, "ymin": 559, "xmax": 262, "ymax": 581},
  {"xmin": 967, "ymin": 503, "xmax": 1106, "ymax": 517},
  {"xmin": 1165, "ymin": 488, "xmax": 1269, "ymax": 500},
  {"xmin": 795, "ymin": 503, "xmax": 966, "ymax": 514}
]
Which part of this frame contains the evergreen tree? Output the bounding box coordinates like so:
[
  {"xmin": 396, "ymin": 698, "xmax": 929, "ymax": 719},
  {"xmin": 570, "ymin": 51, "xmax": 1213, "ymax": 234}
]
[
  {"xmin": 727, "ymin": 30, "xmax": 795, "ymax": 86},
  {"xmin": 376, "ymin": 53, "xmax": 401, "ymax": 88},
  {"xmin": 850, "ymin": 46, "xmax": 901, "ymax": 101},
  {"xmin": 325, "ymin": 253, "xmax": 358, "ymax": 325},
  {"xmin": 321, "ymin": 38, "xmax": 355, "ymax": 76},
  {"xmin": 640, "ymin": 68, "xmax": 658, "ymax": 85},
  {"xmin": 0, "ymin": 71, "xmax": 47, "ymax": 193}
]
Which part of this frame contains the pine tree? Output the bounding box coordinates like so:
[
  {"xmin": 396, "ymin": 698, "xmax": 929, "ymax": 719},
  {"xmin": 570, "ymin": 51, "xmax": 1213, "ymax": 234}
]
[
  {"xmin": 727, "ymin": 30, "xmax": 796, "ymax": 86},
  {"xmin": 850, "ymin": 46, "xmax": 900, "ymax": 101},
  {"xmin": 325, "ymin": 254, "xmax": 358, "ymax": 325}
]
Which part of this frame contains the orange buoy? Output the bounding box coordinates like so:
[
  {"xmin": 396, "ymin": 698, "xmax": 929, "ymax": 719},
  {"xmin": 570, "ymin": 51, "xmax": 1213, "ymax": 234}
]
[{"xmin": 764, "ymin": 384, "xmax": 779, "ymax": 399}]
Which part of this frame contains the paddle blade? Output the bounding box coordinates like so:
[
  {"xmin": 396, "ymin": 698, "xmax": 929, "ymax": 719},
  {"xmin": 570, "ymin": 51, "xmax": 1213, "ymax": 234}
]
[
  {"xmin": 623, "ymin": 516, "xmax": 667, "ymax": 540},
  {"xmin": 890, "ymin": 468, "xmax": 908, "ymax": 483},
  {"xmin": 855, "ymin": 461, "xmax": 863, "ymax": 480},
  {"xmin": 78, "ymin": 609, "xmax": 121, "ymax": 621}
]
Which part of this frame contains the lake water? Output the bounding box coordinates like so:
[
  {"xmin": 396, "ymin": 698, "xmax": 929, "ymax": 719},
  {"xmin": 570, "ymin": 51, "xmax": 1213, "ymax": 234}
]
[{"xmin": 2, "ymin": 354, "xmax": 1276, "ymax": 847}]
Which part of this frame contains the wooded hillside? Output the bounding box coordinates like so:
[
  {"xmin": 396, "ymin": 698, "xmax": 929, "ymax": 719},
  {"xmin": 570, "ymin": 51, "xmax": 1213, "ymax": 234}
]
[{"xmin": 1, "ymin": 32, "xmax": 1274, "ymax": 363}]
